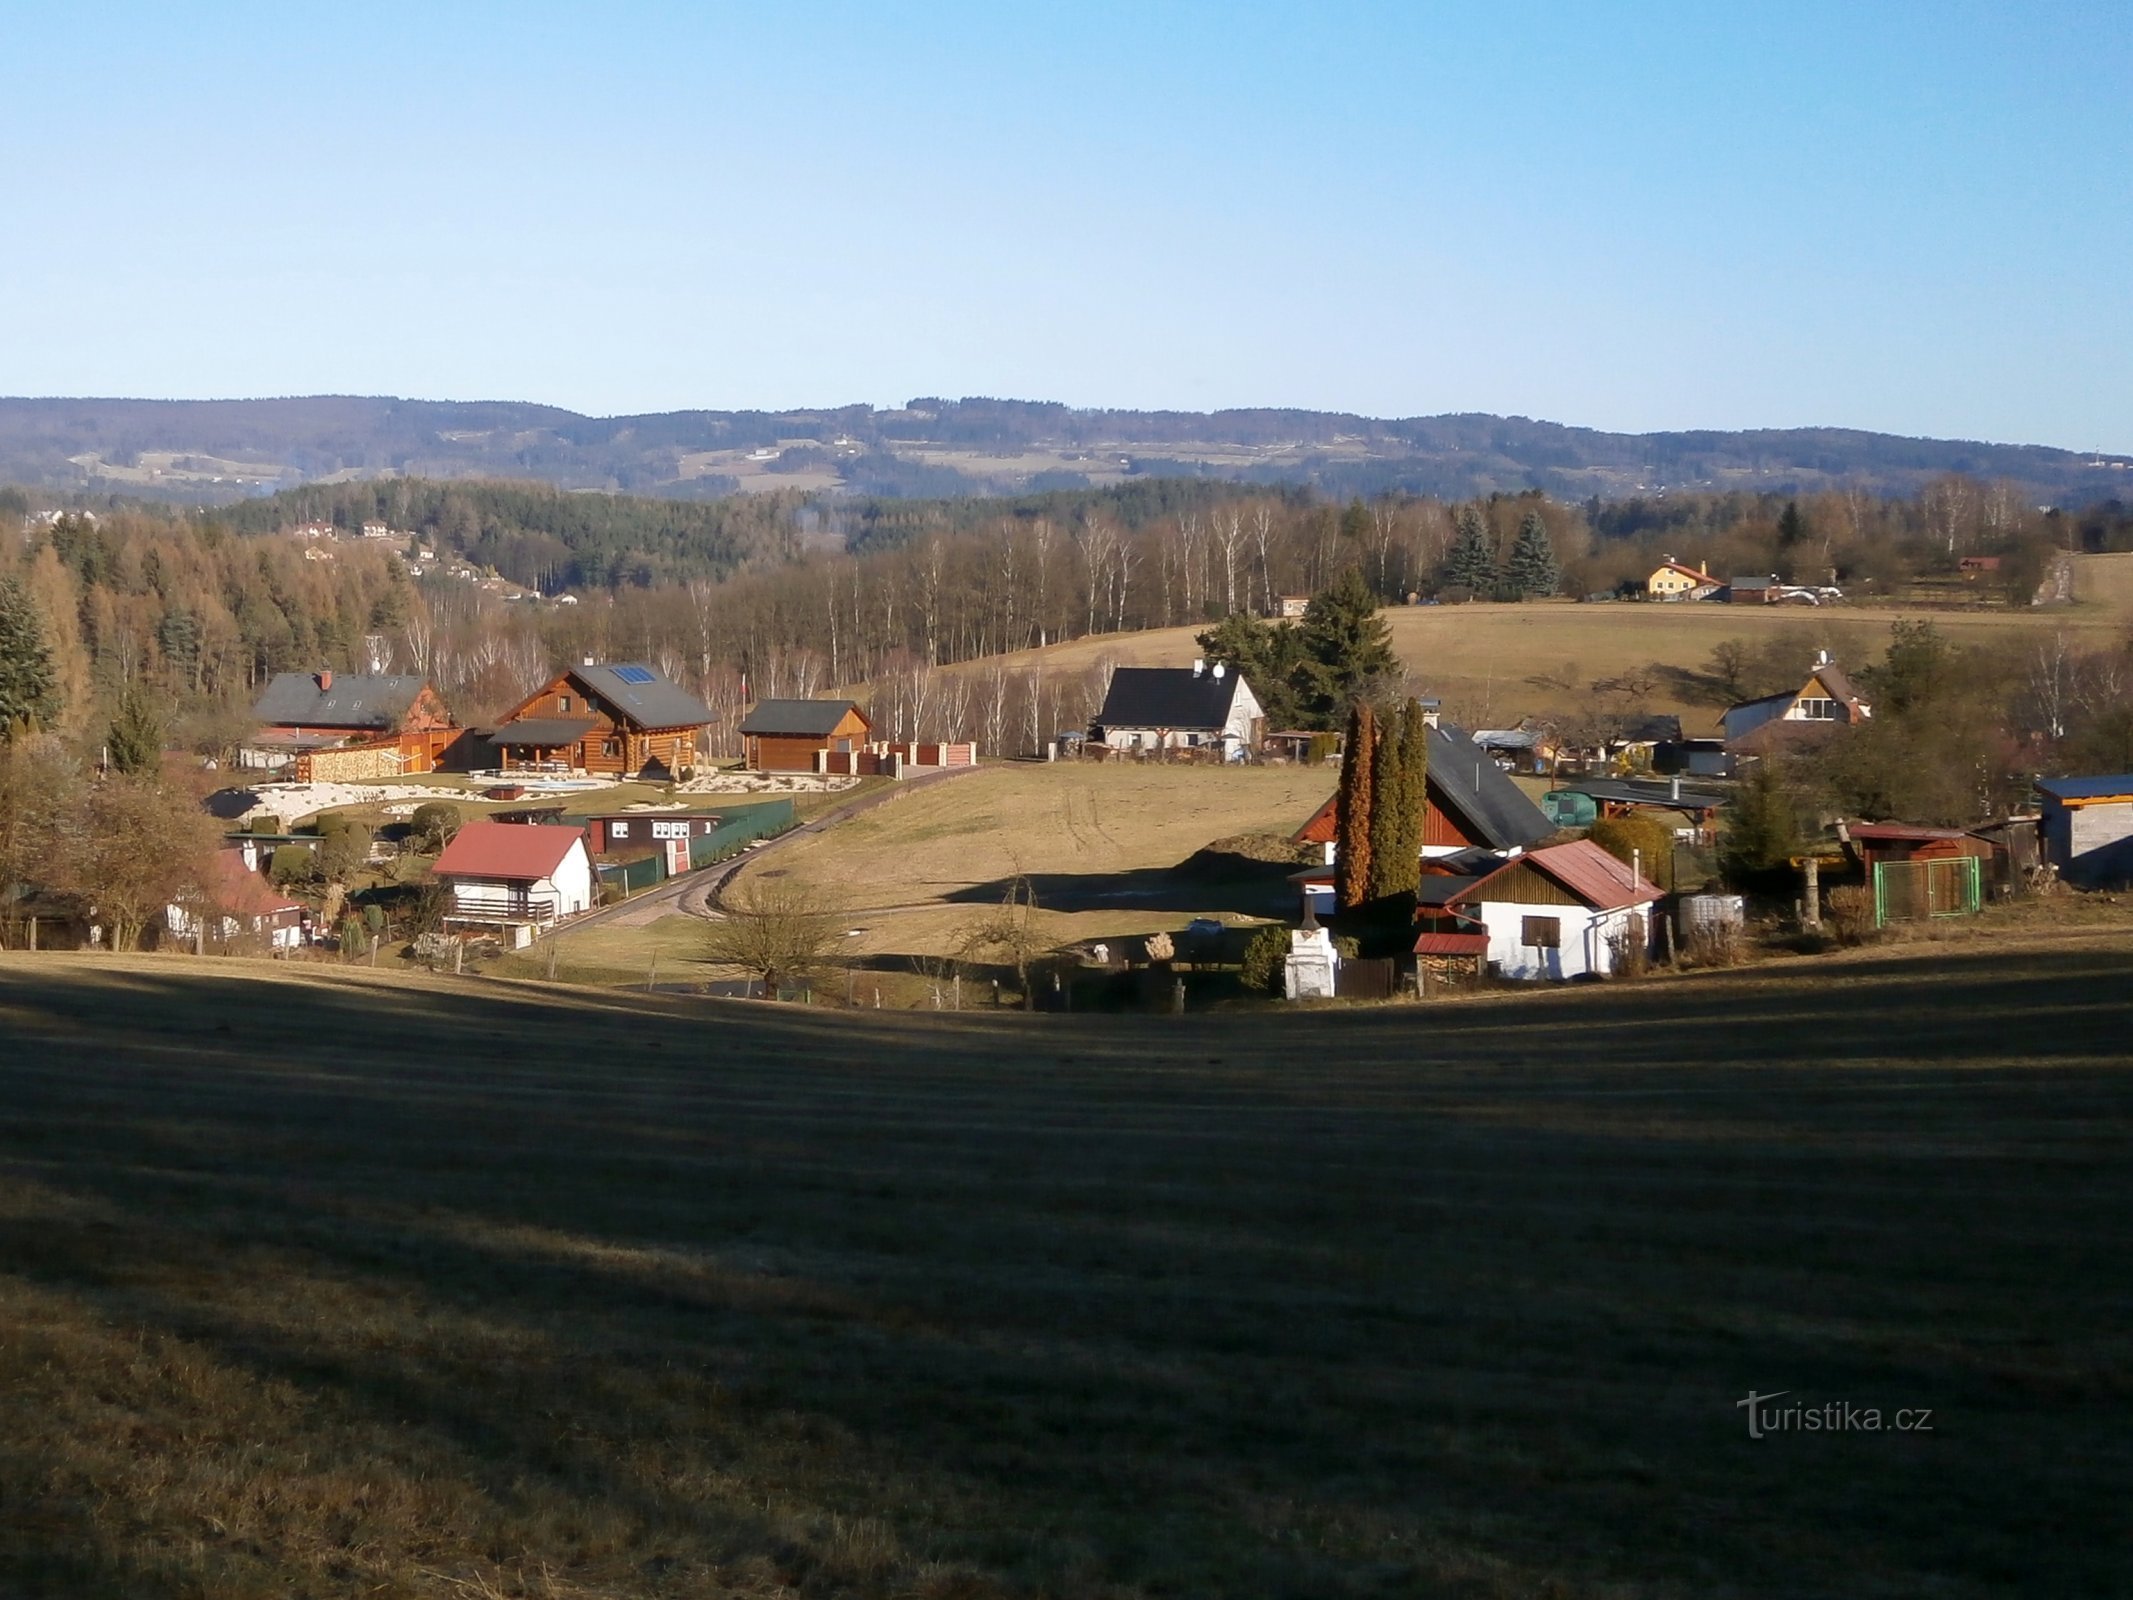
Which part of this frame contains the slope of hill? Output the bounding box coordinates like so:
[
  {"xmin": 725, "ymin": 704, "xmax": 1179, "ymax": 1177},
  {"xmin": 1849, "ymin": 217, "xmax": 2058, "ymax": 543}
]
[
  {"xmin": 0, "ymin": 948, "xmax": 2127, "ymax": 1597},
  {"xmin": 5, "ymin": 393, "xmax": 2129, "ymax": 506}
]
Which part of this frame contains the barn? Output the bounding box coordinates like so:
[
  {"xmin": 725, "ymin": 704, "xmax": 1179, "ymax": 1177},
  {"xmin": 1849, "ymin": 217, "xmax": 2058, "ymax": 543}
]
[
  {"xmin": 491, "ymin": 662, "xmax": 715, "ymax": 779},
  {"xmin": 738, "ymin": 700, "xmax": 873, "ymax": 773}
]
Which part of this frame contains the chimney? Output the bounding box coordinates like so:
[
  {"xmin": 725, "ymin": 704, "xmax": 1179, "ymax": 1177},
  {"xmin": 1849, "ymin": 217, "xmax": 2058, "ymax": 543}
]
[
  {"xmin": 317, "ymin": 668, "xmax": 332, "ymax": 692},
  {"xmin": 1192, "ymin": 658, "xmax": 1205, "ymax": 676}
]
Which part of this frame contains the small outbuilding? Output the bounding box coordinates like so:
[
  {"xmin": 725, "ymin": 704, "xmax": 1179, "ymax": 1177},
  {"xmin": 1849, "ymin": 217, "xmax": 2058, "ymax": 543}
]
[
  {"xmin": 2035, "ymin": 775, "xmax": 2133, "ymax": 887},
  {"xmin": 1438, "ymin": 840, "xmax": 1663, "ymax": 981},
  {"xmin": 739, "ymin": 699, "xmax": 873, "ymax": 772}
]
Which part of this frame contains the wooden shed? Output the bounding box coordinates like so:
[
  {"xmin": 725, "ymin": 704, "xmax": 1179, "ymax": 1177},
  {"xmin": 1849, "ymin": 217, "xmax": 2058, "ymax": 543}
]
[{"xmin": 738, "ymin": 700, "xmax": 872, "ymax": 773}]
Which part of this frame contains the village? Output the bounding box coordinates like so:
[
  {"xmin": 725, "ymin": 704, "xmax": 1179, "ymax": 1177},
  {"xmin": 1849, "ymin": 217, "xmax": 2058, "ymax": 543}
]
[{"xmin": 6, "ymin": 549, "xmax": 2127, "ymax": 1015}]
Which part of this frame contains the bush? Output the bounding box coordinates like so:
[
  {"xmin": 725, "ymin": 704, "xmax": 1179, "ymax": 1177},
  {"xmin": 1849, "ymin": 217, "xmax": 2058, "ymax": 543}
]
[
  {"xmin": 1826, "ymin": 885, "xmax": 1878, "ymax": 945},
  {"xmin": 250, "ymin": 814, "xmax": 282, "ymax": 835},
  {"xmin": 1240, "ymin": 925, "xmax": 1289, "ymax": 994},
  {"xmin": 269, "ymin": 844, "xmax": 316, "ymax": 887},
  {"xmin": 1588, "ymin": 814, "xmax": 1677, "ymax": 890},
  {"xmin": 361, "ymin": 903, "xmax": 386, "ymax": 935},
  {"xmin": 408, "ymin": 801, "xmax": 460, "ymax": 851},
  {"xmin": 314, "ymin": 814, "xmax": 373, "ymax": 881}
]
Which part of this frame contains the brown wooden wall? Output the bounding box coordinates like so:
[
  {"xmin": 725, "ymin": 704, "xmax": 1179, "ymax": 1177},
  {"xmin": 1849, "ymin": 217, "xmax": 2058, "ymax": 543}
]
[{"xmin": 1466, "ymin": 862, "xmax": 1579, "ymax": 906}]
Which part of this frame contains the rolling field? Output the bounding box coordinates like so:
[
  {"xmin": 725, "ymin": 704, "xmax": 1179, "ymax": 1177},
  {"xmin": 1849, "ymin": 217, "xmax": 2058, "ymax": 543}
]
[
  {"xmin": 2, "ymin": 947, "xmax": 2130, "ymax": 1597},
  {"xmin": 728, "ymin": 762, "xmax": 1329, "ymax": 963},
  {"xmin": 973, "ymin": 571, "xmax": 2131, "ymax": 724}
]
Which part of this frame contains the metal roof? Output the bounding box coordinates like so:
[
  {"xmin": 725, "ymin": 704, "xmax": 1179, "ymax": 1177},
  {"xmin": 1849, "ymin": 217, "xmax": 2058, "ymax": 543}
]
[
  {"xmin": 738, "ymin": 698, "xmax": 869, "ymax": 737},
  {"xmin": 250, "ymin": 672, "xmax": 431, "ymax": 730},
  {"xmin": 433, "ymin": 821, "xmax": 586, "ymax": 881},
  {"xmin": 1569, "ymin": 778, "xmax": 1730, "ymax": 811},
  {"xmin": 1456, "ymin": 839, "xmax": 1663, "ymax": 911},
  {"xmin": 2036, "ymin": 774, "xmax": 2133, "ymax": 802},
  {"xmin": 1290, "ymin": 729, "xmax": 1550, "ymax": 853},
  {"xmin": 571, "ymin": 663, "xmax": 716, "ymax": 730},
  {"xmin": 1414, "ymin": 931, "xmax": 1490, "ymax": 955},
  {"xmin": 1092, "ymin": 666, "xmax": 1249, "ymax": 732}
]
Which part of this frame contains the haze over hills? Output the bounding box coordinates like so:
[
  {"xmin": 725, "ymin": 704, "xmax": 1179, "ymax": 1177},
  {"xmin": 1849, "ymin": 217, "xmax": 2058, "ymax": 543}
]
[{"xmin": 3, "ymin": 394, "xmax": 2129, "ymax": 509}]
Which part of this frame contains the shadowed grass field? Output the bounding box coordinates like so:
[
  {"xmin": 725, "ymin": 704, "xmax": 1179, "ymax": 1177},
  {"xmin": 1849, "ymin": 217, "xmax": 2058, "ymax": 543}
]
[{"xmin": 1, "ymin": 944, "xmax": 2130, "ymax": 1597}]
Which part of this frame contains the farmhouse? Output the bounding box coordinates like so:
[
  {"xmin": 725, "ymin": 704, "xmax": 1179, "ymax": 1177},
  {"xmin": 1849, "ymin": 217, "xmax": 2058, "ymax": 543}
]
[
  {"xmin": 1646, "ymin": 557, "xmax": 1718, "ymax": 600},
  {"xmin": 2035, "ymin": 774, "xmax": 2133, "ymax": 887},
  {"xmin": 1090, "ymin": 662, "xmax": 1264, "ymax": 759},
  {"xmin": 491, "ymin": 661, "xmax": 715, "ymax": 779},
  {"xmin": 738, "ymin": 699, "xmax": 873, "ymax": 772},
  {"xmin": 244, "ymin": 671, "xmax": 458, "ymax": 775},
  {"xmin": 431, "ymin": 821, "xmax": 595, "ymax": 943},
  {"xmin": 165, "ymin": 848, "xmax": 307, "ymax": 951},
  {"xmin": 1428, "ymin": 839, "xmax": 1663, "ymax": 981},
  {"xmin": 1721, "ymin": 651, "xmax": 1871, "ymax": 752}
]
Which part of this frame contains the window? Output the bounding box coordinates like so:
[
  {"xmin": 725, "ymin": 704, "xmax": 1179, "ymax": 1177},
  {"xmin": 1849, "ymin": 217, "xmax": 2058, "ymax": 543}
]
[
  {"xmin": 604, "ymin": 737, "xmax": 622, "ymax": 757},
  {"xmin": 610, "ymin": 820, "xmax": 630, "ymax": 838},
  {"xmin": 1521, "ymin": 915, "xmax": 1562, "ymax": 948},
  {"xmin": 1796, "ymin": 696, "xmax": 1836, "ymax": 721},
  {"xmin": 558, "ymin": 695, "xmax": 571, "ymax": 712}
]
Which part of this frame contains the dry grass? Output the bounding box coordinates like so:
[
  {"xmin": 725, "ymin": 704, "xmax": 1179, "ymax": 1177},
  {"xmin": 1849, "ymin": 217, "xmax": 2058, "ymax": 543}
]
[
  {"xmin": 0, "ymin": 945, "xmax": 2128, "ymax": 1596},
  {"xmin": 726, "ymin": 763, "xmax": 1326, "ymax": 963}
]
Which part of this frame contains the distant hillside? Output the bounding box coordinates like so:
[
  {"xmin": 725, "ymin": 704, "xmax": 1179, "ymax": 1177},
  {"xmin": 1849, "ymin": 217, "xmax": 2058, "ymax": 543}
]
[{"xmin": 3, "ymin": 393, "xmax": 2129, "ymax": 507}]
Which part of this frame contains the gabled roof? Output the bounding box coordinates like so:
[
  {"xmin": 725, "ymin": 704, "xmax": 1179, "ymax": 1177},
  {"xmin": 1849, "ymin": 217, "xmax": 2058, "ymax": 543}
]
[
  {"xmin": 569, "ymin": 663, "xmax": 716, "ymax": 730},
  {"xmin": 1453, "ymin": 839, "xmax": 1663, "ymax": 912},
  {"xmin": 192, "ymin": 848, "xmax": 304, "ymax": 918},
  {"xmin": 433, "ymin": 821, "xmax": 586, "ymax": 881},
  {"xmin": 1652, "ymin": 560, "xmax": 1715, "ymax": 582},
  {"xmin": 1092, "ymin": 666, "xmax": 1248, "ymax": 732},
  {"xmin": 1290, "ymin": 727, "xmax": 1551, "ymax": 853},
  {"xmin": 251, "ymin": 673, "xmax": 432, "ymax": 730},
  {"xmin": 738, "ymin": 698, "xmax": 869, "ymax": 737},
  {"xmin": 2036, "ymin": 774, "xmax": 2133, "ymax": 802}
]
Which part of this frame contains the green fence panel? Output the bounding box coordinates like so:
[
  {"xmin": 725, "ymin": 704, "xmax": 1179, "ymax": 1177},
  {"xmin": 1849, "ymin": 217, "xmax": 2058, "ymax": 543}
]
[{"xmin": 686, "ymin": 798, "xmax": 798, "ymax": 870}]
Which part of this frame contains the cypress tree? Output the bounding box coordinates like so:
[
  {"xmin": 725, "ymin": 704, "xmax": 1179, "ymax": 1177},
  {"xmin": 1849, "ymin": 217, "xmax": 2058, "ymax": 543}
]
[
  {"xmin": 1333, "ymin": 700, "xmax": 1376, "ymax": 913},
  {"xmin": 1396, "ymin": 695, "xmax": 1431, "ymax": 886},
  {"xmin": 1367, "ymin": 709, "xmax": 1407, "ymax": 902},
  {"xmin": 1443, "ymin": 506, "xmax": 1495, "ymax": 593},
  {"xmin": 1506, "ymin": 510, "xmax": 1560, "ymax": 598},
  {"xmin": 0, "ymin": 576, "xmax": 57, "ymax": 739}
]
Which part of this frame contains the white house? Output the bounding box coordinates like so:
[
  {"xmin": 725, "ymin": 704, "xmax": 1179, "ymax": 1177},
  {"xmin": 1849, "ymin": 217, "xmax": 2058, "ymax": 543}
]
[
  {"xmin": 1439, "ymin": 840, "xmax": 1663, "ymax": 981},
  {"xmin": 1721, "ymin": 651, "xmax": 1871, "ymax": 749},
  {"xmin": 430, "ymin": 821, "xmax": 595, "ymax": 946},
  {"xmin": 1090, "ymin": 662, "xmax": 1264, "ymax": 759},
  {"xmin": 165, "ymin": 848, "xmax": 308, "ymax": 951}
]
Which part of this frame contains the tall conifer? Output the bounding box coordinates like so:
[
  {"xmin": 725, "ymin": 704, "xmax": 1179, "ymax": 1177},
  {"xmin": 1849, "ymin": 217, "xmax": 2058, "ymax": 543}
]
[{"xmin": 1333, "ymin": 700, "xmax": 1376, "ymax": 912}]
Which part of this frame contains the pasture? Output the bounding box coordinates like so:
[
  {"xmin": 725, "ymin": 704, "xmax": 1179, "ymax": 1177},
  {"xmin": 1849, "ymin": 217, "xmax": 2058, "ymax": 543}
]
[{"xmin": 1, "ymin": 946, "xmax": 2129, "ymax": 1597}]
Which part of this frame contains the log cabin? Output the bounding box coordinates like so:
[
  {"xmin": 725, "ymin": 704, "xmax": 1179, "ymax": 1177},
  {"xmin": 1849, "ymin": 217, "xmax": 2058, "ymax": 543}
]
[
  {"xmin": 738, "ymin": 699, "xmax": 873, "ymax": 773},
  {"xmin": 491, "ymin": 661, "xmax": 716, "ymax": 779}
]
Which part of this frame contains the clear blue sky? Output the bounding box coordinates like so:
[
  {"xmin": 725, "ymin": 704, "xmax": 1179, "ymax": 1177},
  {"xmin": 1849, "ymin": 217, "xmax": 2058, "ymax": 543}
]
[{"xmin": 4, "ymin": 2, "xmax": 2128, "ymax": 451}]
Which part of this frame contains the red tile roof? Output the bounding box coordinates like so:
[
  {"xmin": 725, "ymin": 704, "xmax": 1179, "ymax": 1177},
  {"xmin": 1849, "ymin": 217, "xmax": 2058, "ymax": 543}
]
[
  {"xmin": 1293, "ymin": 795, "xmax": 1339, "ymax": 845},
  {"xmin": 1458, "ymin": 839, "xmax": 1663, "ymax": 912},
  {"xmin": 201, "ymin": 848, "xmax": 304, "ymax": 918},
  {"xmin": 432, "ymin": 821, "xmax": 585, "ymax": 881}
]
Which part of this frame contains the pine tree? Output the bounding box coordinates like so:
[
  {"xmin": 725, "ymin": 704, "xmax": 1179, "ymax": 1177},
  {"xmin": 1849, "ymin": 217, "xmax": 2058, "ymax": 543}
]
[
  {"xmin": 1443, "ymin": 506, "xmax": 1495, "ymax": 594},
  {"xmin": 0, "ymin": 576, "xmax": 57, "ymax": 739},
  {"xmin": 1777, "ymin": 499, "xmax": 1807, "ymax": 550},
  {"xmin": 1333, "ymin": 700, "xmax": 1376, "ymax": 913},
  {"xmin": 1506, "ymin": 510, "xmax": 1560, "ymax": 599},
  {"xmin": 1296, "ymin": 568, "xmax": 1397, "ymax": 725},
  {"xmin": 107, "ymin": 684, "xmax": 163, "ymax": 775}
]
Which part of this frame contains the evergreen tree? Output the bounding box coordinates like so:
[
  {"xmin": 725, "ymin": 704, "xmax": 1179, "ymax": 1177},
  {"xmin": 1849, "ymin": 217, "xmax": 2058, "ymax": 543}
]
[
  {"xmin": 1718, "ymin": 761, "xmax": 1804, "ymax": 891},
  {"xmin": 0, "ymin": 576, "xmax": 57, "ymax": 739},
  {"xmin": 1367, "ymin": 711, "xmax": 1407, "ymax": 902},
  {"xmin": 107, "ymin": 684, "xmax": 163, "ymax": 775},
  {"xmin": 1396, "ymin": 695, "xmax": 1430, "ymax": 880},
  {"xmin": 1296, "ymin": 568, "xmax": 1397, "ymax": 725},
  {"xmin": 1194, "ymin": 612, "xmax": 1305, "ymax": 730},
  {"xmin": 1506, "ymin": 510, "xmax": 1560, "ymax": 599},
  {"xmin": 1777, "ymin": 499, "xmax": 1807, "ymax": 550},
  {"xmin": 1443, "ymin": 506, "xmax": 1495, "ymax": 593},
  {"xmin": 1333, "ymin": 700, "xmax": 1376, "ymax": 913}
]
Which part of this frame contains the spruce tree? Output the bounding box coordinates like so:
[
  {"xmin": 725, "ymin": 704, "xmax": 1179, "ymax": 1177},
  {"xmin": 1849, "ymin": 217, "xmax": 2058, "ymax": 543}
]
[
  {"xmin": 1443, "ymin": 506, "xmax": 1495, "ymax": 594},
  {"xmin": 1333, "ymin": 700, "xmax": 1376, "ymax": 913},
  {"xmin": 1296, "ymin": 568, "xmax": 1397, "ymax": 725},
  {"xmin": 0, "ymin": 576, "xmax": 57, "ymax": 739},
  {"xmin": 1718, "ymin": 761, "xmax": 1803, "ymax": 891},
  {"xmin": 108, "ymin": 684, "xmax": 163, "ymax": 775},
  {"xmin": 1506, "ymin": 510, "xmax": 1560, "ymax": 599}
]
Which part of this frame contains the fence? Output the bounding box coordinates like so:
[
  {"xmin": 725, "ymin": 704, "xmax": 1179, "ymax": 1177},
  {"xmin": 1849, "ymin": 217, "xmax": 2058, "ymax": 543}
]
[
  {"xmin": 1872, "ymin": 856, "xmax": 1982, "ymax": 926},
  {"xmin": 592, "ymin": 799, "xmax": 799, "ymax": 900}
]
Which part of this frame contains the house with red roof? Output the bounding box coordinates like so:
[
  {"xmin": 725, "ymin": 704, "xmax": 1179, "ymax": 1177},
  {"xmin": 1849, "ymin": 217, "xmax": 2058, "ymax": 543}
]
[
  {"xmin": 166, "ymin": 848, "xmax": 308, "ymax": 951},
  {"xmin": 431, "ymin": 821, "xmax": 594, "ymax": 942},
  {"xmin": 1417, "ymin": 839, "xmax": 1663, "ymax": 981}
]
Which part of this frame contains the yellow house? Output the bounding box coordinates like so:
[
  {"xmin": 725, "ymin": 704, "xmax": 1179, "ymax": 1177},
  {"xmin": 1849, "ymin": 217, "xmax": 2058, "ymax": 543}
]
[{"xmin": 1647, "ymin": 557, "xmax": 1717, "ymax": 600}]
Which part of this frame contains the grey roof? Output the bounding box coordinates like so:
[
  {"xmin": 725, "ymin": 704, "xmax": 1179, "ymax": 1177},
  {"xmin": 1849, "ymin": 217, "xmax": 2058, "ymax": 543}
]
[
  {"xmin": 1727, "ymin": 574, "xmax": 1778, "ymax": 590},
  {"xmin": 1417, "ymin": 873, "xmax": 1485, "ymax": 907},
  {"xmin": 1092, "ymin": 667, "xmax": 1247, "ymax": 731},
  {"xmin": 250, "ymin": 672, "xmax": 429, "ymax": 730},
  {"xmin": 739, "ymin": 698, "xmax": 867, "ymax": 737},
  {"xmin": 1430, "ymin": 724, "xmax": 1553, "ymax": 851},
  {"xmin": 491, "ymin": 717, "xmax": 597, "ymax": 746},
  {"xmin": 571, "ymin": 663, "xmax": 716, "ymax": 729},
  {"xmin": 2037, "ymin": 774, "xmax": 2133, "ymax": 801},
  {"xmin": 1570, "ymin": 778, "xmax": 1730, "ymax": 811}
]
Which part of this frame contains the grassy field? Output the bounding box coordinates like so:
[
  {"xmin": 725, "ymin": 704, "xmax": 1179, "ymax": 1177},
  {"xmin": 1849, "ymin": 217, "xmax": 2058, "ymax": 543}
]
[
  {"xmin": 973, "ymin": 569, "xmax": 2132, "ymax": 724},
  {"xmin": 0, "ymin": 945, "xmax": 2129, "ymax": 1597},
  {"xmin": 728, "ymin": 762, "xmax": 1328, "ymax": 965}
]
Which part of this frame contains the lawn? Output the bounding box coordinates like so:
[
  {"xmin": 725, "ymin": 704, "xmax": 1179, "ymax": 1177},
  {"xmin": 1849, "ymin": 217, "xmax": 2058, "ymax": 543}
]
[
  {"xmin": 1, "ymin": 945, "xmax": 2129, "ymax": 1597},
  {"xmin": 727, "ymin": 761, "xmax": 1329, "ymax": 964}
]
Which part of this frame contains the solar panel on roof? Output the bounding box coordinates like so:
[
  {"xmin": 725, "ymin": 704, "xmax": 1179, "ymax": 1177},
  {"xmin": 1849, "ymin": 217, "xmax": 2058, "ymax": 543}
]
[{"xmin": 612, "ymin": 665, "xmax": 656, "ymax": 684}]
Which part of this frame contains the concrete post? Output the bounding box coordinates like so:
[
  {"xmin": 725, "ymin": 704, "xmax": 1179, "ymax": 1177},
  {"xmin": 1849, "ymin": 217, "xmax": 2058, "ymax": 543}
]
[{"xmin": 1802, "ymin": 856, "xmax": 1822, "ymax": 930}]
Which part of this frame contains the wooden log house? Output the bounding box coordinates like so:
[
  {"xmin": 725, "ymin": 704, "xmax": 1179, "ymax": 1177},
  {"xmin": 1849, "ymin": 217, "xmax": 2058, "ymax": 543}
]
[{"xmin": 491, "ymin": 661, "xmax": 716, "ymax": 779}]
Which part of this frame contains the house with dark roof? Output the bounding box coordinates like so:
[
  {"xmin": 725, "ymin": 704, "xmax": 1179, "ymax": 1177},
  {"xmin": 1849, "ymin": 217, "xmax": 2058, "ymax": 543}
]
[
  {"xmin": 1723, "ymin": 574, "xmax": 1781, "ymax": 604},
  {"xmin": 1420, "ymin": 839, "xmax": 1663, "ymax": 981},
  {"xmin": 1294, "ymin": 724, "xmax": 1553, "ymax": 866},
  {"xmin": 245, "ymin": 670, "xmax": 458, "ymax": 773},
  {"xmin": 2036, "ymin": 774, "xmax": 2133, "ymax": 886},
  {"xmin": 1721, "ymin": 652, "xmax": 1871, "ymax": 753},
  {"xmin": 737, "ymin": 699, "xmax": 873, "ymax": 772},
  {"xmin": 492, "ymin": 661, "xmax": 716, "ymax": 779},
  {"xmin": 431, "ymin": 821, "xmax": 595, "ymax": 941},
  {"xmin": 1090, "ymin": 662, "xmax": 1264, "ymax": 759}
]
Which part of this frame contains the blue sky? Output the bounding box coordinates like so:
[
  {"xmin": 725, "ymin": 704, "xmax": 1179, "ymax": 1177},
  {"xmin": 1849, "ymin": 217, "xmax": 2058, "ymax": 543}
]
[{"xmin": 3, "ymin": 2, "xmax": 2128, "ymax": 450}]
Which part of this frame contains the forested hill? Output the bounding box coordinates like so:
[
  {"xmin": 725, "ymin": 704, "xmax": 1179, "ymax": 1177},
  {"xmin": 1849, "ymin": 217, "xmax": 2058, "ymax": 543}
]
[{"xmin": 3, "ymin": 394, "xmax": 2129, "ymax": 508}]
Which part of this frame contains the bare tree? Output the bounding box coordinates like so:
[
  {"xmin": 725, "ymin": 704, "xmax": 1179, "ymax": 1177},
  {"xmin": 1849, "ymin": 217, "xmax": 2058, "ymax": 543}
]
[{"xmin": 702, "ymin": 874, "xmax": 844, "ymax": 998}]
